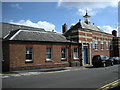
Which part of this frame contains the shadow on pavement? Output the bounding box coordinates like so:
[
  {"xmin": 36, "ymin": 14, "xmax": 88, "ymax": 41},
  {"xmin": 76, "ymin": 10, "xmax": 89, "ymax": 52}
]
[
  {"xmin": 85, "ymin": 66, "xmax": 99, "ymax": 68},
  {"xmin": 2, "ymin": 68, "xmax": 67, "ymax": 74},
  {"xmin": 40, "ymin": 68, "xmax": 66, "ymax": 72},
  {"xmin": 2, "ymin": 72, "xmax": 19, "ymax": 74}
]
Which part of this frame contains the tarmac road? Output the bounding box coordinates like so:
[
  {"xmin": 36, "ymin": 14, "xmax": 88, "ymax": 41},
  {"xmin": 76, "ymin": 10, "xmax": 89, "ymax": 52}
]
[{"xmin": 2, "ymin": 65, "xmax": 119, "ymax": 88}]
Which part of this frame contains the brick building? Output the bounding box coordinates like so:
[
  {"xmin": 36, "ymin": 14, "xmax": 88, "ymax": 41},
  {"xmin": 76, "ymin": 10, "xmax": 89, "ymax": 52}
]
[
  {"xmin": 2, "ymin": 25, "xmax": 82, "ymax": 71},
  {"xmin": 110, "ymin": 30, "xmax": 120, "ymax": 57},
  {"xmin": 63, "ymin": 11, "xmax": 113, "ymax": 65},
  {"xmin": 2, "ymin": 11, "xmax": 117, "ymax": 71}
]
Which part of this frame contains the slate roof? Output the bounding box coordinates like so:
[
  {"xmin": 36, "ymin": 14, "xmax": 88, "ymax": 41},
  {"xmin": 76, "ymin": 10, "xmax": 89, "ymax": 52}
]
[
  {"xmin": 81, "ymin": 22, "xmax": 103, "ymax": 32},
  {"xmin": 4, "ymin": 29, "xmax": 69, "ymax": 43},
  {"xmin": 1, "ymin": 22, "xmax": 45, "ymax": 38},
  {"xmin": 64, "ymin": 21, "xmax": 112, "ymax": 37}
]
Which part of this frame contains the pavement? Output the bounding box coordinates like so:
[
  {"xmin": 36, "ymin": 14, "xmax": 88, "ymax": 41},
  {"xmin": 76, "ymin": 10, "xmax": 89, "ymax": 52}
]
[{"xmin": 2, "ymin": 66, "xmax": 90, "ymax": 78}]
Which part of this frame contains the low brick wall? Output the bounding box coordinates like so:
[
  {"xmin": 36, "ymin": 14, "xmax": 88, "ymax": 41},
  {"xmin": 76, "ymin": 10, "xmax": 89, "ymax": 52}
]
[{"xmin": 9, "ymin": 63, "xmax": 70, "ymax": 71}]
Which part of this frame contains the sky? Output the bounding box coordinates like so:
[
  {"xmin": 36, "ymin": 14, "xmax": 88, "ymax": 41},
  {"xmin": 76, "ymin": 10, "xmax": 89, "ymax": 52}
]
[
  {"xmin": 2, "ymin": 0, "xmax": 120, "ymax": 35},
  {"xmin": 118, "ymin": 1, "xmax": 120, "ymax": 36}
]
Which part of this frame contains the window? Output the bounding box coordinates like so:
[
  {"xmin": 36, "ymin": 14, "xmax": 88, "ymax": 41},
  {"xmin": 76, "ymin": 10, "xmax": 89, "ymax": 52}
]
[
  {"xmin": 26, "ymin": 47, "xmax": 33, "ymax": 62},
  {"xmin": 61, "ymin": 48, "xmax": 66, "ymax": 60},
  {"xmin": 101, "ymin": 40, "xmax": 104, "ymax": 50},
  {"xmin": 110, "ymin": 41, "xmax": 113, "ymax": 50},
  {"xmin": 2, "ymin": 50, "xmax": 4, "ymax": 62},
  {"xmin": 95, "ymin": 40, "xmax": 98, "ymax": 50},
  {"xmin": 46, "ymin": 47, "xmax": 52, "ymax": 61},
  {"xmin": 92, "ymin": 41, "xmax": 95, "ymax": 49},
  {"xmin": 73, "ymin": 48, "xmax": 79, "ymax": 59},
  {"xmin": 106, "ymin": 41, "xmax": 109, "ymax": 50}
]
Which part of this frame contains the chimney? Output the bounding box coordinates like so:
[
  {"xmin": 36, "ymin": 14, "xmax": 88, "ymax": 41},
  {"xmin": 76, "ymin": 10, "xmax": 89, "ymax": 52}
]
[
  {"xmin": 52, "ymin": 30, "xmax": 54, "ymax": 32},
  {"xmin": 62, "ymin": 23, "xmax": 68, "ymax": 33},
  {"xmin": 112, "ymin": 30, "xmax": 117, "ymax": 37}
]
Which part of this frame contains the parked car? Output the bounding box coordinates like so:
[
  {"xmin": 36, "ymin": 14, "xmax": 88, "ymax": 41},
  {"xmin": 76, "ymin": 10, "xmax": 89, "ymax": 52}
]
[
  {"xmin": 92, "ymin": 55, "xmax": 114, "ymax": 67},
  {"xmin": 110, "ymin": 57, "xmax": 120, "ymax": 64}
]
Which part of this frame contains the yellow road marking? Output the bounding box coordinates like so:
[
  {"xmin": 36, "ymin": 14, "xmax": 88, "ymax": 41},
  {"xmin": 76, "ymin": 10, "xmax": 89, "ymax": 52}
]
[{"xmin": 97, "ymin": 79, "xmax": 120, "ymax": 90}]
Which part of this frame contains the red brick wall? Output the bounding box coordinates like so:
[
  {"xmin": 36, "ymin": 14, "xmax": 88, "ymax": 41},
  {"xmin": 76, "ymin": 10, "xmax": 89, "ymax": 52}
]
[
  {"xmin": 3, "ymin": 41, "xmax": 82, "ymax": 71},
  {"xmin": 92, "ymin": 32, "xmax": 113, "ymax": 57},
  {"xmin": 92, "ymin": 50, "xmax": 110, "ymax": 57},
  {"xmin": 91, "ymin": 40, "xmax": 110, "ymax": 57},
  {"xmin": 111, "ymin": 37, "xmax": 120, "ymax": 57},
  {"xmin": 68, "ymin": 44, "xmax": 82, "ymax": 67},
  {"xmin": 2, "ymin": 41, "xmax": 10, "ymax": 71},
  {"xmin": 71, "ymin": 31, "xmax": 113, "ymax": 57}
]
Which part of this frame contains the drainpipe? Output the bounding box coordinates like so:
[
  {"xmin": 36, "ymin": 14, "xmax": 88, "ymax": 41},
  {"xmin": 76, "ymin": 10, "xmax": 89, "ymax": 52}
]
[
  {"xmin": 79, "ymin": 43, "xmax": 83, "ymax": 66},
  {"xmin": 68, "ymin": 42, "xmax": 72, "ymax": 67}
]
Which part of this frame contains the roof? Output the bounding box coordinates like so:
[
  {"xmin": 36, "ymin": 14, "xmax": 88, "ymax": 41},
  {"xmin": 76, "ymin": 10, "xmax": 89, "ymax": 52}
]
[
  {"xmin": 1, "ymin": 22, "xmax": 45, "ymax": 38},
  {"xmin": 81, "ymin": 22, "xmax": 103, "ymax": 32},
  {"xmin": 4, "ymin": 29, "xmax": 69, "ymax": 43},
  {"xmin": 64, "ymin": 21, "xmax": 112, "ymax": 37}
]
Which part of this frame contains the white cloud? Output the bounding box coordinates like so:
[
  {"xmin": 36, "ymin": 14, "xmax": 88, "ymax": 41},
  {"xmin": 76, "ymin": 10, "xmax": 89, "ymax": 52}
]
[
  {"xmin": 11, "ymin": 3, "xmax": 23, "ymax": 9},
  {"xmin": 9, "ymin": 20, "xmax": 56, "ymax": 31},
  {"xmin": 118, "ymin": 24, "xmax": 120, "ymax": 37},
  {"xmin": 57, "ymin": 0, "xmax": 63, "ymax": 7},
  {"xmin": 58, "ymin": 0, "xmax": 119, "ymax": 9},
  {"xmin": 57, "ymin": 1, "xmax": 119, "ymax": 17},
  {"xmin": 98, "ymin": 25, "xmax": 117, "ymax": 34}
]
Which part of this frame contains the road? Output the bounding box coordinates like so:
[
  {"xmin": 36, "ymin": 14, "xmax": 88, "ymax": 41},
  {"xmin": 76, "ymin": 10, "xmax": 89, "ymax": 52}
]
[{"xmin": 2, "ymin": 65, "xmax": 119, "ymax": 88}]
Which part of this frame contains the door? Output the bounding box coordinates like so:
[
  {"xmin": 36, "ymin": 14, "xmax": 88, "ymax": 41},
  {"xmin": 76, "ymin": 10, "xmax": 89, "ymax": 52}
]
[{"xmin": 84, "ymin": 46, "xmax": 88, "ymax": 64}]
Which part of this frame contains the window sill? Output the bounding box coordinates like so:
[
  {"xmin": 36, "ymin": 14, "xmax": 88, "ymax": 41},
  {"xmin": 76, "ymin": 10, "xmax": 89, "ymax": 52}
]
[
  {"xmin": 94, "ymin": 49, "xmax": 99, "ymax": 51},
  {"xmin": 46, "ymin": 59, "xmax": 53, "ymax": 62},
  {"xmin": 61, "ymin": 58, "xmax": 67, "ymax": 61},
  {"xmin": 74, "ymin": 58, "xmax": 79, "ymax": 60},
  {"xmin": 25, "ymin": 60, "xmax": 33, "ymax": 63}
]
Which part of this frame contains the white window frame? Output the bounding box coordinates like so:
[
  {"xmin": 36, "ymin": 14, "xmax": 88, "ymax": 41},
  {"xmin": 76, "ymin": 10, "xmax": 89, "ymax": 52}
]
[
  {"xmin": 95, "ymin": 40, "xmax": 98, "ymax": 50},
  {"xmin": 25, "ymin": 47, "xmax": 33, "ymax": 62},
  {"xmin": 101, "ymin": 40, "xmax": 104, "ymax": 50},
  {"xmin": 92, "ymin": 41, "xmax": 95, "ymax": 49},
  {"xmin": 73, "ymin": 48, "xmax": 79, "ymax": 59},
  {"xmin": 61, "ymin": 48, "xmax": 66, "ymax": 60},
  {"xmin": 106, "ymin": 41, "xmax": 109, "ymax": 50},
  {"xmin": 46, "ymin": 47, "xmax": 52, "ymax": 61}
]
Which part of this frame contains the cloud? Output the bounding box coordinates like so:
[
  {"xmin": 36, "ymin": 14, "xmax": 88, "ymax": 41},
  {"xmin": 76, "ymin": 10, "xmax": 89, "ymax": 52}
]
[
  {"xmin": 9, "ymin": 20, "xmax": 56, "ymax": 31},
  {"xmin": 11, "ymin": 3, "xmax": 23, "ymax": 9},
  {"xmin": 57, "ymin": 1, "xmax": 119, "ymax": 17},
  {"xmin": 58, "ymin": 0, "xmax": 119, "ymax": 9},
  {"xmin": 58, "ymin": 0, "xmax": 119, "ymax": 16},
  {"xmin": 98, "ymin": 25, "xmax": 117, "ymax": 34},
  {"xmin": 117, "ymin": 23, "xmax": 120, "ymax": 36},
  {"xmin": 58, "ymin": 0, "xmax": 63, "ymax": 7}
]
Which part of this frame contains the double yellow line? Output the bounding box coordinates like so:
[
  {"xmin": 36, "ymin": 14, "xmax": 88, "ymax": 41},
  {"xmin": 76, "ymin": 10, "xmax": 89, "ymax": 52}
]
[{"xmin": 97, "ymin": 79, "xmax": 120, "ymax": 90}]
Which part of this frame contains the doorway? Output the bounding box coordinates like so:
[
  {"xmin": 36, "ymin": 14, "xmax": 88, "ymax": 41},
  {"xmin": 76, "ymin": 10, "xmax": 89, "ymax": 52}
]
[{"xmin": 83, "ymin": 46, "xmax": 88, "ymax": 64}]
